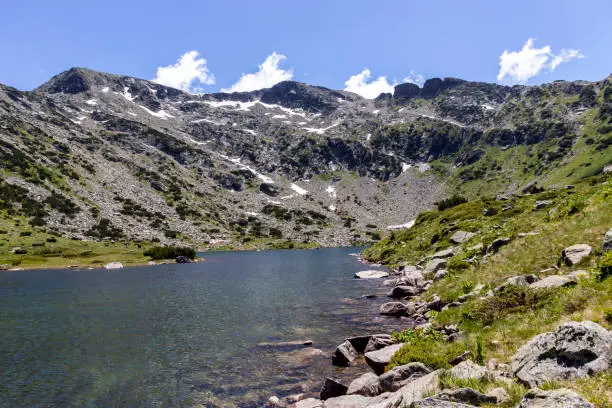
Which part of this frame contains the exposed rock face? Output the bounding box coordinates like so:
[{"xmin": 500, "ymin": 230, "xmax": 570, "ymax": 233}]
[
  {"xmin": 346, "ymin": 372, "xmax": 380, "ymax": 397},
  {"xmin": 332, "ymin": 341, "xmax": 359, "ymax": 367},
  {"xmin": 450, "ymin": 231, "xmax": 476, "ymax": 244},
  {"xmin": 355, "ymin": 270, "xmax": 389, "ymax": 279},
  {"xmin": 430, "ymin": 247, "xmax": 456, "ymax": 259},
  {"xmin": 320, "ymin": 377, "xmax": 348, "ymax": 400},
  {"xmin": 529, "ymin": 275, "xmax": 575, "ymax": 290},
  {"xmin": 378, "ymin": 362, "xmax": 431, "ymax": 392},
  {"xmin": 562, "ymin": 244, "xmax": 593, "ymax": 265},
  {"xmin": 393, "ymin": 83, "xmax": 420, "ymax": 99},
  {"xmin": 365, "ymin": 343, "xmax": 404, "ymax": 375},
  {"xmin": 603, "ymin": 227, "xmax": 612, "ymax": 252},
  {"xmin": 379, "ymin": 302, "xmax": 415, "ymax": 317},
  {"xmin": 517, "ymin": 388, "xmax": 594, "ymax": 408},
  {"xmin": 511, "ymin": 321, "xmax": 612, "ymax": 387}
]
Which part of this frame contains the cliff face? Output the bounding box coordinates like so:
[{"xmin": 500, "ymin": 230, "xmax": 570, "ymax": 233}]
[{"xmin": 0, "ymin": 67, "xmax": 610, "ymax": 248}]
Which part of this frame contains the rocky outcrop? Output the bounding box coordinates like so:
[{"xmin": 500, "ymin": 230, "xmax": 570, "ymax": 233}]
[
  {"xmin": 332, "ymin": 341, "xmax": 359, "ymax": 367},
  {"xmin": 411, "ymin": 398, "xmax": 477, "ymax": 407},
  {"xmin": 511, "ymin": 321, "xmax": 611, "ymax": 387},
  {"xmin": 424, "ymin": 258, "xmax": 447, "ymax": 274},
  {"xmin": 378, "ymin": 362, "xmax": 431, "ymax": 392},
  {"xmin": 346, "ymin": 373, "xmax": 380, "ymax": 396},
  {"xmin": 365, "ymin": 343, "xmax": 404, "ymax": 375},
  {"xmin": 377, "ymin": 370, "xmax": 442, "ymax": 407},
  {"xmin": 562, "ymin": 244, "xmax": 592, "ymax": 265},
  {"xmin": 260, "ymin": 183, "xmax": 281, "ymax": 196},
  {"xmin": 517, "ymin": 388, "xmax": 594, "ymax": 407},
  {"xmin": 320, "ymin": 377, "xmax": 348, "ymax": 400}
]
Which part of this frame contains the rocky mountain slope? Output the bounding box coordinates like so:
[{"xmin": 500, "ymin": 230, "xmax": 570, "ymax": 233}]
[{"xmin": 0, "ymin": 68, "xmax": 610, "ymax": 250}]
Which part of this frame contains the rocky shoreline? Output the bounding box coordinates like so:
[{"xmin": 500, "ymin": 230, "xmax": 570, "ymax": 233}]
[{"xmin": 264, "ymin": 229, "xmax": 612, "ymax": 408}]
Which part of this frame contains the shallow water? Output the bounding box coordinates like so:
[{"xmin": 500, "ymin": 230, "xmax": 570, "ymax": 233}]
[{"xmin": 0, "ymin": 247, "xmax": 410, "ymax": 407}]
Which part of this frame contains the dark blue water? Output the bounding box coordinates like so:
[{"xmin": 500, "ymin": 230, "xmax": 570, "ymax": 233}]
[{"xmin": 0, "ymin": 248, "xmax": 406, "ymax": 407}]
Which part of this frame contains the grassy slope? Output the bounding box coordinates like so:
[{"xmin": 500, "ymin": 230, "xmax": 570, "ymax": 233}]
[{"xmin": 364, "ymin": 175, "xmax": 612, "ymax": 407}]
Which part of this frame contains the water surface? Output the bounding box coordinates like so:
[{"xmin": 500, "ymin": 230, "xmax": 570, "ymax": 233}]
[{"xmin": 0, "ymin": 247, "xmax": 408, "ymax": 407}]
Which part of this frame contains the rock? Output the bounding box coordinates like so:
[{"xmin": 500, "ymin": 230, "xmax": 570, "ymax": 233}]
[
  {"xmin": 364, "ymin": 335, "xmax": 395, "ymax": 353},
  {"xmin": 147, "ymin": 261, "xmax": 157, "ymax": 265},
  {"xmin": 176, "ymin": 256, "xmax": 192, "ymax": 263},
  {"xmin": 402, "ymin": 270, "xmax": 425, "ymax": 287},
  {"xmin": 323, "ymin": 394, "xmax": 373, "ymax": 407},
  {"xmin": 411, "ymin": 398, "xmax": 477, "ymax": 407},
  {"xmin": 387, "ymin": 285, "xmax": 421, "ymax": 298},
  {"xmin": 295, "ymin": 398, "xmax": 324, "ymax": 408},
  {"xmin": 433, "ymin": 269, "xmax": 448, "ymax": 281},
  {"xmin": 424, "ymin": 258, "xmax": 447, "ymax": 274},
  {"xmin": 355, "ymin": 270, "xmax": 389, "ymax": 279},
  {"xmin": 267, "ymin": 395, "xmax": 282, "ymax": 407},
  {"xmin": 257, "ymin": 340, "xmax": 313, "ymax": 349},
  {"xmin": 379, "ymin": 362, "xmax": 431, "ymax": 392},
  {"xmin": 365, "ymin": 343, "xmax": 404, "ymax": 375},
  {"xmin": 486, "ymin": 387, "xmax": 510, "ymax": 404},
  {"xmin": 377, "ymin": 370, "xmax": 442, "ymax": 407},
  {"xmin": 450, "ymin": 231, "xmax": 475, "ymax": 244},
  {"xmin": 511, "ymin": 320, "xmax": 612, "ymax": 387},
  {"xmin": 430, "ymin": 247, "xmax": 456, "ymax": 259},
  {"xmin": 495, "ymin": 274, "xmax": 539, "ymax": 291},
  {"xmin": 534, "ymin": 200, "xmax": 552, "ymax": 210},
  {"xmin": 104, "ymin": 261, "xmax": 123, "ymax": 269},
  {"xmin": 448, "ymin": 360, "xmax": 487, "ymax": 380},
  {"xmin": 603, "ymin": 164, "xmax": 612, "ymax": 174},
  {"xmin": 346, "ymin": 372, "xmax": 380, "ymax": 396},
  {"xmin": 562, "ymin": 244, "xmax": 592, "ymax": 266},
  {"xmin": 602, "ymin": 227, "xmax": 612, "ymax": 251},
  {"xmin": 483, "ymin": 207, "xmax": 498, "ymax": 216},
  {"xmin": 487, "ymin": 237, "xmax": 511, "ymax": 253},
  {"xmin": 277, "ymin": 348, "xmax": 325, "ymax": 367},
  {"xmin": 394, "ymin": 82, "xmax": 420, "ymax": 99},
  {"xmin": 320, "ymin": 377, "xmax": 348, "ymax": 400},
  {"xmin": 449, "ymin": 351, "xmax": 473, "ymax": 366},
  {"xmin": 260, "ymin": 183, "xmax": 281, "ymax": 196},
  {"xmin": 435, "ymin": 388, "xmax": 497, "ymax": 405},
  {"xmin": 380, "ymin": 302, "xmax": 415, "ymax": 317},
  {"xmin": 518, "ymin": 388, "xmax": 594, "ymax": 407},
  {"xmin": 421, "ymin": 78, "xmax": 444, "ymax": 98},
  {"xmin": 567, "ymin": 270, "xmax": 589, "ymax": 279},
  {"xmin": 332, "ymin": 341, "xmax": 359, "ymax": 367},
  {"xmin": 345, "ymin": 335, "xmax": 372, "ymax": 353},
  {"xmin": 529, "ymin": 275, "xmax": 576, "ymax": 290}
]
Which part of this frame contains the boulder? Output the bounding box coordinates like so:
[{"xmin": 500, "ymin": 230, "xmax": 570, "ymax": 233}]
[
  {"xmin": 104, "ymin": 262, "xmax": 123, "ymax": 269},
  {"xmin": 487, "ymin": 237, "xmax": 511, "ymax": 253},
  {"xmin": 518, "ymin": 388, "xmax": 594, "ymax": 408},
  {"xmin": 387, "ymin": 285, "xmax": 421, "ymax": 298},
  {"xmin": 604, "ymin": 227, "xmax": 612, "ymax": 252},
  {"xmin": 345, "ymin": 335, "xmax": 373, "ymax": 353},
  {"xmin": 332, "ymin": 341, "xmax": 358, "ymax": 367},
  {"xmin": 529, "ymin": 275, "xmax": 576, "ymax": 290},
  {"xmin": 260, "ymin": 183, "xmax": 281, "ymax": 197},
  {"xmin": 435, "ymin": 388, "xmax": 497, "ymax": 405},
  {"xmin": 402, "ymin": 270, "xmax": 425, "ymax": 287},
  {"xmin": 376, "ymin": 370, "xmax": 442, "ymax": 407},
  {"xmin": 495, "ymin": 274, "xmax": 539, "ymax": 291},
  {"xmin": 364, "ymin": 335, "xmax": 395, "ymax": 353},
  {"xmin": 534, "ymin": 200, "xmax": 552, "ymax": 210},
  {"xmin": 450, "ymin": 231, "xmax": 475, "ymax": 244},
  {"xmin": 322, "ymin": 394, "xmax": 373, "ymax": 408},
  {"xmin": 486, "ymin": 387, "xmax": 510, "ymax": 404},
  {"xmin": 176, "ymin": 256, "xmax": 192, "ymax": 263},
  {"xmin": 320, "ymin": 377, "xmax": 348, "ymax": 400},
  {"xmin": 346, "ymin": 372, "xmax": 380, "ymax": 396},
  {"xmin": 430, "ymin": 247, "xmax": 456, "ymax": 259},
  {"xmin": 567, "ymin": 270, "xmax": 589, "ymax": 279},
  {"xmin": 433, "ymin": 270, "xmax": 448, "ymax": 281},
  {"xmin": 425, "ymin": 258, "xmax": 447, "ymax": 274},
  {"xmin": 511, "ymin": 321, "xmax": 612, "ymax": 387},
  {"xmin": 365, "ymin": 343, "xmax": 404, "ymax": 375},
  {"xmin": 448, "ymin": 360, "xmax": 487, "ymax": 380},
  {"xmin": 562, "ymin": 244, "xmax": 592, "ymax": 266},
  {"xmin": 379, "ymin": 362, "xmax": 431, "ymax": 392},
  {"xmin": 380, "ymin": 302, "xmax": 415, "ymax": 317},
  {"xmin": 411, "ymin": 398, "xmax": 477, "ymax": 407},
  {"xmin": 295, "ymin": 398, "xmax": 324, "ymax": 408},
  {"xmin": 355, "ymin": 270, "xmax": 389, "ymax": 279}
]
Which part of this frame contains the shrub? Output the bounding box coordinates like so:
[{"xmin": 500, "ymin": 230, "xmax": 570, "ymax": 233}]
[
  {"xmin": 437, "ymin": 194, "xmax": 468, "ymax": 211},
  {"xmin": 143, "ymin": 245, "xmax": 196, "ymax": 260},
  {"xmin": 596, "ymin": 252, "xmax": 612, "ymax": 281}
]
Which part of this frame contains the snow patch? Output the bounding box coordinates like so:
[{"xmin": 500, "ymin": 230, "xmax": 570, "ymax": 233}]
[
  {"xmin": 418, "ymin": 162, "xmax": 431, "ymax": 173},
  {"xmin": 85, "ymin": 99, "xmax": 98, "ymax": 106},
  {"xmin": 290, "ymin": 183, "xmax": 308, "ymax": 195},
  {"xmin": 127, "ymin": 112, "xmax": 137, "ymax": 117},
  {"xmin": 121, "ymin": 86, "xmax": 135, "ymax": 101},
  {"xmin": 219, "ymin": 155, "xmax": 274, "ymax": 184},
  {"xmin": 326, "ymin": 185, "xmax": 337, "ymax": 199},
  {"xmin": 328, "ymin": 205, "xmax": 336, "ymax": 211},
  {"xmin": 136, "ymin": 104, "xmax": 174, "ymax": 120},
  {"xmin": 402, "ymin": 163, "xmax": 411, "ymax": 172},
  {"xmin": 101, "ymin": 87, "xmax": 110, "ymax": 93},
  {"xmin": 481, "ymin": 104, "xmax": 495, "ymax": 111},
  {"xmin": 272, "ymin": 114, "xmax": 287, "ymax": 119},
  {"xmin": 192, "ymin": 118, "xmax": 223, "ymax": 125},
  {"xmin": 387, "ymin": 220, "xmax": 415, "ymax": 230},
  {"xmin": 372, "ymin": 109, "xmax": 380, "ymax": 114},
  {"xmin": 303, "ymin": 122, "xmax": 340, "ymax": 135},
  {"xmin": 366, "ymin": 133, "xmax": 372, "ymax": 141},
  {"xmin": 242, "ymin": 129, "xmax": 257, "ymax": 135},
  {"xmin": 245, "ymin": 212, "xmax": 258, "ymax": 216}
]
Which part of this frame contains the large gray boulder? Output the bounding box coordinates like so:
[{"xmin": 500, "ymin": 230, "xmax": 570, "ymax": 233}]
[
  {"xmin": 435, "ymin": 388, "xmax": 497, "ymax": 405},
  {"xmin": 370, "ymin": 370, "xmax": 441, "ymax": 408},
  {"xmin": 365, "ymin": 343, "xmax": 404, "ymax": 375},
  {"xmin": 387, "ymin": 285, "xmax": 421, "ymax": 298},
  {"xmin": 495, "ymin": 274, "xmax": 538, "ymax": 291},
  {"xmin": 320, "ymin": 377, "xmax": 348, "ymax": 400},
  {"xmin": 518, "ymin": 388, "xmax": 594, "ymax": 407},
  {"xmin": 411, "ymin": 398, "xmax": 477, "ymax": 407},
  {"xmin": 295, "ymin": 398, "xmax": 323, "ymax": 408},
  {"xmin": 487, "ymin": 237, "xmax": 512, "ymax": 253},
  {"xmin": 402, "ymin": 270, "xmax": 425, "ymax": 287},
  {"xmin": 355, "ymin": 270, "xmax": 389, "ymax": 279},
  {"xmin": 379, "ymin": 362, "xmax": 431, "ymax": 392},
  {"xmin": 346, "ymin": 372, "xmax": 380, "ymax": 396},
  {"xmin": 562, "ymin": 244, "xmax": 592, "ymax": 266},
  {"xmin": 430, "ymin": 247, "xmax": 456, "ymax": 259},
  {"xmin": 322, "ymin": 394, "xmax": 372, "ymax": 408},
  {"xmin": 448, "ymin": 360, "xmax": 487, "ymax": 380},
  {"xmin": 529, "ymin": 275, "xmax": 575, "ymax": 290},
  {"xmin": 511, "ymin": 321, "xmax": 612, "ymax": 387},
  {"xmin": 364, "ymin": 334, "xmax": 395, "ymax": 353},
  {"xmin": 602, "ymin": 227, "xmax": 612, "ymax": 252},
  {"xmin": 450, "ymin": 231, "xmax": 475, "ymax": 244},
  {"xmin": 425, "ymin": 258, "xmax": 447, "ymax": 274},
  {"xmin": 379, "ymin": 302, "xmax": 415, "ymax": 317},
  {"xmin": 332, "ymin": 340, "xmax": 359, "ymax": 367}
]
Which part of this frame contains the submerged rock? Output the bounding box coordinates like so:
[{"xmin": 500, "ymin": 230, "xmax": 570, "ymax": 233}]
[{"xmin": 322, "ymin": 394, "xmax": 372, "ymax": 408}]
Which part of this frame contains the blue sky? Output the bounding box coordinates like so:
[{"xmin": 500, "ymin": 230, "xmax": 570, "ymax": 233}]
[{"xmin": 1, "ymin": 0, "xmax": 611, "ymax": 97}]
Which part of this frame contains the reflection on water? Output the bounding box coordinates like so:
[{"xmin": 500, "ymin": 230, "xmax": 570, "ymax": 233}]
[{"xmin": 0, "ymin": 248, "xmax": 408, "ymax": 407}]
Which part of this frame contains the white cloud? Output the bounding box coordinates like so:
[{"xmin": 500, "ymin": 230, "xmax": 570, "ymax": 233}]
[
  {"xmin": 221, "ymin": 52, "xmax": 293, "ymax": 93},
  {"xmin": 344, "ymin": 69, "xmax": 395, "ymax": 99},
  {"xmin": 497, "ymin": 39, "xmax": 584, "ymax": 85},
  {"xmin": 153, "ymin": 51, "xmax": 215, "ymax": 93},
  {"xmin": 402, "ymin": 70, "xmax": 425, "ymax": 87}
]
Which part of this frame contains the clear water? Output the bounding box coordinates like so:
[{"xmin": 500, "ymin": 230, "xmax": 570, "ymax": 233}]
[{"xmin": 0, "ymin": 248, "xmax": 409, "ymax": 407}]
